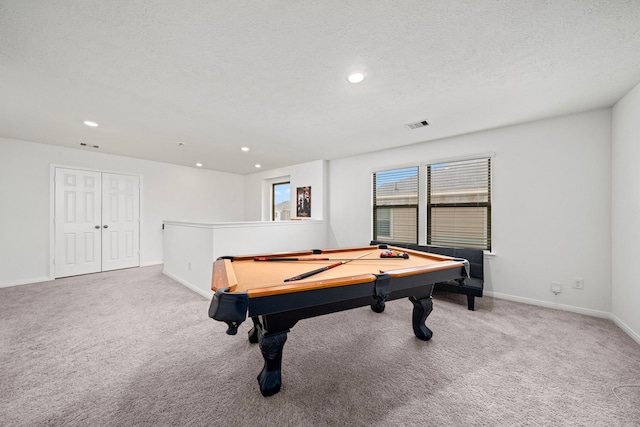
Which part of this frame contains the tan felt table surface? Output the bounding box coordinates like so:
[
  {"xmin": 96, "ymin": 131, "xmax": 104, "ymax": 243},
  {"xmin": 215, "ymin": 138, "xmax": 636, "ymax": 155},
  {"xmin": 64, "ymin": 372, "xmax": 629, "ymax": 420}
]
[{"xmin": 212, "ymin": 246, "xmax": 462, "ymax": 298}]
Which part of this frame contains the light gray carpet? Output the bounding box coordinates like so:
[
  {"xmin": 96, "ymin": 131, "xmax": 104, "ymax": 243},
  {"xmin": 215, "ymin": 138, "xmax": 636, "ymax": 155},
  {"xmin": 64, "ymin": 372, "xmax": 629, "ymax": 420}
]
[{"xmin": 1, "ymin": 265, "xmax": 639, "ymax": 426}]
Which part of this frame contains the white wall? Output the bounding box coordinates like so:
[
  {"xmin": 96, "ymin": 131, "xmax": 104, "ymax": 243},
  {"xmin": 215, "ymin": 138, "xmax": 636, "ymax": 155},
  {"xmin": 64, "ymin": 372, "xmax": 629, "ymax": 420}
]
[
  {"xmin": 0, "ymin": 137, "xmax": 244, "ymax": 287},
  {"xmin": 611, "ymin": 81, "xmax": 640, "ymax": 341},
  {"xmin": 328, "ymin": 109, "xmax": 612, "ymax": 316},
  {"xmin": 163, "ymin": 220, "xmax": 328, "ymax": 297},
  {"xmin": 243, "ymin": 159, "xmax": 327, "ymax": 221}
]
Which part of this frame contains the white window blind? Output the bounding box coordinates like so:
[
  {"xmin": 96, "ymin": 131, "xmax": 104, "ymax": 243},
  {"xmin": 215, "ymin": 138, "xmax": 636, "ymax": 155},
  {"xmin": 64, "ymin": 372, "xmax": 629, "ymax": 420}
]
[
  {"xmin": 372, "ymin": 167, "xmax": 418, "ymax": 244},
  {"xmin": 427, "ymin": 158, "xmax": 491, "ymax": 250}
]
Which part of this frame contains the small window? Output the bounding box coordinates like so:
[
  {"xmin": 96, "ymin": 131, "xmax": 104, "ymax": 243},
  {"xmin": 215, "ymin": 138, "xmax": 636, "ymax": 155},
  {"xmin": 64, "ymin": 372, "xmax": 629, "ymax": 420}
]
[
  {"xmin": 372, "ymin": 167, "xmax": 418, "ymax": 244},
  {"xmin": 272, "ymin": 182, "xmax": 290, "ymax": 221},
  {"xmin": 426, "ymin": 158, "xmax": 491, "ymax": 250}
]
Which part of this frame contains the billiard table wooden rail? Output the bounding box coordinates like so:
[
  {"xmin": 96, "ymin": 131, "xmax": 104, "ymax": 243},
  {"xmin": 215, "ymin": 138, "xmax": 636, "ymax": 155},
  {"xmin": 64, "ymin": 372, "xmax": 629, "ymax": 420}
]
[{"xmin": 212, "ymin": 257, "xmax": 379, "ymax": 298}]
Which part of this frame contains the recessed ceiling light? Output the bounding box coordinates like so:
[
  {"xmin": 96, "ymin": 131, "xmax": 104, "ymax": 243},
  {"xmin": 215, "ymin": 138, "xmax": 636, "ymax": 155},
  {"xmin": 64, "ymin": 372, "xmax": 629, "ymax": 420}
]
[
  {"xmin": 83, "ymin": 120, "xmax": 99, "ymax": 127},
  {"xmin": 195, "ymin": 163, "xmax": 203, "ymax": 167},
  {"xmin": 255, "ymin": 164, "xmax": 261, "ymax": 168},
  {"xmin": 347, "ymin": 72, "xmax": 365, "ymax": 84},
  {"xmin": 241, "ymin": 147, "xmax": 250, "ymax": 152}
]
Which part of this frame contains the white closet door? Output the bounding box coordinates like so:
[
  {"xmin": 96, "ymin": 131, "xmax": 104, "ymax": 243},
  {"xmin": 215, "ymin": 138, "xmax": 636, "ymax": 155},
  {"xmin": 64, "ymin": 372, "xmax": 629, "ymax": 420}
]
[
  {"xmin": 101, "ymin": 173, "xmax": 140, "ymax": 272},
  {"xmin": 54, "ymin": 168, "xmax": 102, "ymax": 278}
]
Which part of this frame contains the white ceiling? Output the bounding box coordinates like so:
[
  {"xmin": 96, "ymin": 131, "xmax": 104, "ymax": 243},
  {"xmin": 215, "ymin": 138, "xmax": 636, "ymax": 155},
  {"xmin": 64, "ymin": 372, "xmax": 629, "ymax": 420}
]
[{"xmin": 1, "ymin": 1, "xmax": 639, "ymax": 175}]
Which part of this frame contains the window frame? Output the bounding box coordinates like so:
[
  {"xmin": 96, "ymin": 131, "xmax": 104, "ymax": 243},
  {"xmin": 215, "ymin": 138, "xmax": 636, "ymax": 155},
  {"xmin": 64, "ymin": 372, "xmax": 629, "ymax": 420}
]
[
  {"xmin": 372, "ymin": 166, "xmax": 419, "ymax": 245},
  {"xmin": 271, "ymin": 181, "xmax": 291, "ymax": 221},
  {"xmin": 371, "ymin": 155, "xmax": 493, "ymax": 250},
  {"xmin": 426, "ymin": 157, "xmax": 492, "ymax": 250}
]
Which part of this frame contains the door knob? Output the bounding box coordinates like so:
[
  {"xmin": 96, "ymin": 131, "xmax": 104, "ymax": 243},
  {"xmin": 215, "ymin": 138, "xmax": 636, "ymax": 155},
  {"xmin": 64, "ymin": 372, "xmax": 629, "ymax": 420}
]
[
  {"xmin": 95, "ymin": 225, "xmax": 100, "ymax": 229},
  {"xmin": 103, "ymin": 225, "xmax": 109, "ymax": 229}
]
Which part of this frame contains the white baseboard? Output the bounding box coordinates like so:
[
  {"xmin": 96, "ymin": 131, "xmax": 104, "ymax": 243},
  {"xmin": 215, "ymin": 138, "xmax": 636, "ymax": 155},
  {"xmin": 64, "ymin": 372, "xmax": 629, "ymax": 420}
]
[
  {"xmin": 162, "ymin": 269, "xmax": 213, "ymax": 300},
  {"xmin": 0, "ymin": 276, "xmax": 51, "ymax": 289},
  {"xmin": 484, "ymin": 290, "xmax": 611, "ymax": 319},
  {"xmin": 141, "ymin": 260, "xmax": 163, "ymax": 267},
  {"xmin": 484, "ymin": 290, "xmax": 640, "ymax": 344},
  {"xmin": 610, "ymin": 313, "xmax": 640, "ymax": 346}
]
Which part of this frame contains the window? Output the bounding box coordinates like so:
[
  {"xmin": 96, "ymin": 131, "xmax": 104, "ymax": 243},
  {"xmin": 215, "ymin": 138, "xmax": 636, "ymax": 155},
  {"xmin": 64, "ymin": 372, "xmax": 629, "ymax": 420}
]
[
  {"xmin": 272, "ymin": 182, "xmax": 290, "ymax": 221},
  {"xmin": 372, "ymin": 167, "xmax": 418, "ymax": 244},
  {"xmin": 427, "ymin": 157, "xmax": 491, "ymax": 250},
  {"xmin": 372, "ymin": 157, "xmax": 492, "ymax": 250}
]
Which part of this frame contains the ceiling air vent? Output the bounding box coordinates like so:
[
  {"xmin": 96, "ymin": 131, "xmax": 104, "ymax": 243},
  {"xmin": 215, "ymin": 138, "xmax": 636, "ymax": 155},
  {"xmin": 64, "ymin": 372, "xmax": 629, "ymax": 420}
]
[{"xmin": 405, "ymin": 120, "xmax": 429, "ymax": 130}]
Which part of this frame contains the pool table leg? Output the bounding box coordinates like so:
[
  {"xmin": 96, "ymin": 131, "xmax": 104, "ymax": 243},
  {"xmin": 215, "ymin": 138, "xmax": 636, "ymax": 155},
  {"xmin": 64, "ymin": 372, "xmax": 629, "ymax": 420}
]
[
  {"xmin": 248, "ymin": 317, "xmax": 261, "ymax": 343},
  {"xmin": 409, "ymin": 296, "xmax": 433, "ymax": 341},
  {"xmin": 257, "ymin": 330, "xmax": 288, "ymax": 397}
]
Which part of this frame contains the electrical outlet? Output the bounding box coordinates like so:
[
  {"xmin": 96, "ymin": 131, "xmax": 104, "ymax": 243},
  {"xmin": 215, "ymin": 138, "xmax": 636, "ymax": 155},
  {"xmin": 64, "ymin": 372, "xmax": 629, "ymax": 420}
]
[
  {"xmin": 573, "ymin": 278, "xmax": 584, "ymax": 290},
  {"xmin": 551, "ymin": 282, "xmax": 562, "ymax": 294},
  {"xmin": 188, "ymin": 262, "xmax": 192, "ymax": 271}
]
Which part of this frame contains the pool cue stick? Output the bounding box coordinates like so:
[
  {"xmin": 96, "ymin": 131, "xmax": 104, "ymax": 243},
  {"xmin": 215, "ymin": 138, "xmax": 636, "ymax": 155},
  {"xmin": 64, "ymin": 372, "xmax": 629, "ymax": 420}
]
[
  {"xmin": 254, "ymin": 256, "xmax": 400, "ymax": 261},
  {"xmin": 283, "ymin": 252, "xmax": 371, "ymax": 282},
  {"xmin": 254, "ymin": 257, "xmax": 332, "ymax": 261}
]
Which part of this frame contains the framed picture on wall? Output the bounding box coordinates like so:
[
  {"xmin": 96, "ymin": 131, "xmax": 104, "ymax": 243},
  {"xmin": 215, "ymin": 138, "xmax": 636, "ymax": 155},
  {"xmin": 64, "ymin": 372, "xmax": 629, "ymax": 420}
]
[{"xmin": 296, "ymin": 186, "xmax": 311, "ymax": 217}]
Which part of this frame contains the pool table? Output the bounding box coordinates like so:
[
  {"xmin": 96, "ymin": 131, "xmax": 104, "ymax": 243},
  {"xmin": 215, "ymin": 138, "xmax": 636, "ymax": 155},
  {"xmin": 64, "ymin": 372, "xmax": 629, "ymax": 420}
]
[{"xmin": 208, "ymin": 244, "xmax": 469, "ymax": 396}]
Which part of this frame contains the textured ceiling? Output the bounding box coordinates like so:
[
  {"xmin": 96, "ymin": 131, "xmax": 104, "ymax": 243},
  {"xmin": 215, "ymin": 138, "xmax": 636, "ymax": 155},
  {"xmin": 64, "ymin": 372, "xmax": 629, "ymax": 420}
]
[{"xmin": 1, "ymin": 1, "xmax": 639, "ymax": 174}]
